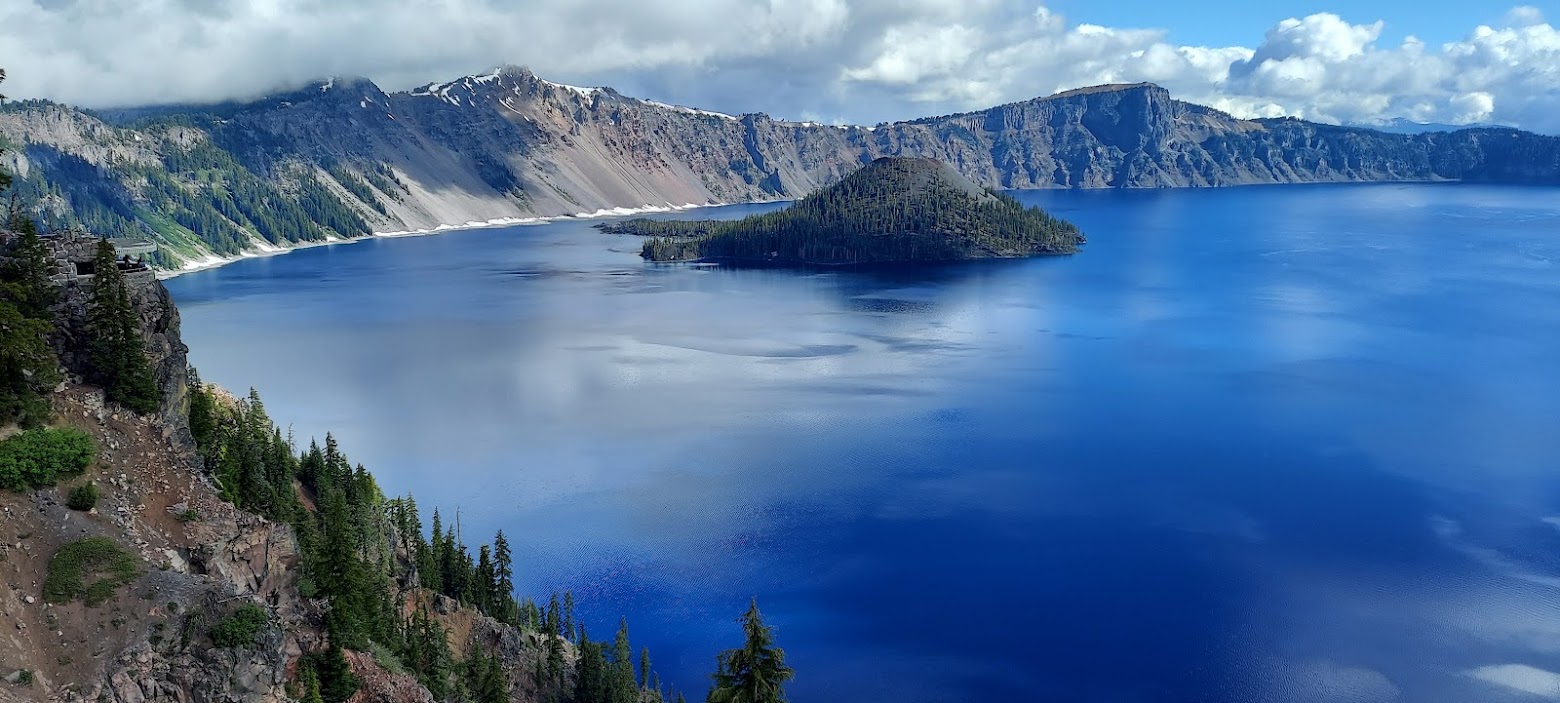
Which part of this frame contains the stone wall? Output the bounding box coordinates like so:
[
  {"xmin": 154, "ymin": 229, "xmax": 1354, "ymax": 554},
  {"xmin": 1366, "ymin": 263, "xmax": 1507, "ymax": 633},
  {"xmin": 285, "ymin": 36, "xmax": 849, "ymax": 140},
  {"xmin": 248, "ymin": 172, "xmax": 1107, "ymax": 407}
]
[{"xmin": 27, "ymin": 231, "xmax": 190, "ymax": 430}]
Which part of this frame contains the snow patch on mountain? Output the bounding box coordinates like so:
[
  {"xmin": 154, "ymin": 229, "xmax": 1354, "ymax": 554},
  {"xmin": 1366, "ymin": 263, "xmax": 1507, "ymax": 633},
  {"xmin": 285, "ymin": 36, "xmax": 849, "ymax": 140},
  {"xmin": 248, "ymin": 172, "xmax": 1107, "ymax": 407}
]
[
  {"xmin": 642, "ymin": 99, "xmax": 737, "ymax": 120},
  {"xmin": 542, "ymin": 80, "xmax": 599, "ymax": 98}
]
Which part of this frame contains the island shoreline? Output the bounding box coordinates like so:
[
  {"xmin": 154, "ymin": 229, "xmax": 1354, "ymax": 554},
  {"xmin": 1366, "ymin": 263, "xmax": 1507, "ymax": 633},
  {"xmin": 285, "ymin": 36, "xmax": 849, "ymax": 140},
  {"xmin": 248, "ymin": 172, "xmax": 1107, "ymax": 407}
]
[
  {"xmin": 156, "ymin": 178, "xmax": 1529, "ymax": 280},
  {"xmin": 156, "ymin": 200, "xmax": 768, "ymax": 280}
]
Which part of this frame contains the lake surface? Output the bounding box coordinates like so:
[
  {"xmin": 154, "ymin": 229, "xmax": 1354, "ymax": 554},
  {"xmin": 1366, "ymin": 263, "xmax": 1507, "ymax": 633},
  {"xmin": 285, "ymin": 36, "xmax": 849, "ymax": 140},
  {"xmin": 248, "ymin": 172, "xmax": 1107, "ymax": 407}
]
[{"xmin": 166, "ymin": 184, "xmax": 1560, "ymax": 703}]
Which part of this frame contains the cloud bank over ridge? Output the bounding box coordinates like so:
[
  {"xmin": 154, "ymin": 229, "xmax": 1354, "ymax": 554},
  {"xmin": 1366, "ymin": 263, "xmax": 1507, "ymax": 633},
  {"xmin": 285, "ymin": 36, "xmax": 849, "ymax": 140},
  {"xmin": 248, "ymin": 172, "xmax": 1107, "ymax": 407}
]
[{"xmin": 1, "ymin": 1, "xmax": 1556, "ymax": 132}]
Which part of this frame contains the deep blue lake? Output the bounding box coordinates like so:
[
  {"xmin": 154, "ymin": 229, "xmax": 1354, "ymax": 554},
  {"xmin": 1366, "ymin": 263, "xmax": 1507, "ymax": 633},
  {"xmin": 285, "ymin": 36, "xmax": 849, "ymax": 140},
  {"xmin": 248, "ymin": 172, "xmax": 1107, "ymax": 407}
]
[{"xmin": 166, "ymin": 184, "xmax": 1560, "ymax": 703}]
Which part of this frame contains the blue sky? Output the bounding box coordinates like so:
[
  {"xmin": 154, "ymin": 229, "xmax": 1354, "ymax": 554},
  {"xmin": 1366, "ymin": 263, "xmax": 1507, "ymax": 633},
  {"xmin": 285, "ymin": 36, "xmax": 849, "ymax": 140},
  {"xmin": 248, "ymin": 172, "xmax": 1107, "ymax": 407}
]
[{"xmin": 2, "ymin": 1, "xmax": 1558, "ymax": 132}]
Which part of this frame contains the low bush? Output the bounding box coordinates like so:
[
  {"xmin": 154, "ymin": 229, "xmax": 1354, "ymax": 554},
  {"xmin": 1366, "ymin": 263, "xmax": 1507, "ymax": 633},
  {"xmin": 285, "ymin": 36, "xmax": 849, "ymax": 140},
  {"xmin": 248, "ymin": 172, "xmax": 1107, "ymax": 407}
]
[
  {"xmin": 0, "ymin": 428, "xmax": 95, "ymax": 491},
  {"xmin": 43, "ymin": 537, "xmax": 141, "ymax": 606},
  {"xmin": 211, "ymin": 603, "xmax": 269, "ymax": 648},
  {"xmin": 66, "ymin": 481, "xmax": 100, "ymax": 511}
]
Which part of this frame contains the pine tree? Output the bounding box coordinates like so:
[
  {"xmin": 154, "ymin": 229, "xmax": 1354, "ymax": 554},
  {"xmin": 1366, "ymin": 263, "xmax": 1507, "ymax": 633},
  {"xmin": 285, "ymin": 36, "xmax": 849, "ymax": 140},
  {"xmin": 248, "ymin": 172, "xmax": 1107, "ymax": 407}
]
[
  {"xmin": 476, "ymin": 544, "xmax": 495, "ymax": 613},
  {"xmin": 465, "ymin": 649, "xmax": 508, "ymax": 703},
  {"xmin": 187, "ymin": 369, "xmax": 217, "ymax": 458},
  {"xmin": 0, "ymin": 299, "xmax": 59, "ymax": 427},
  {"xmin": 574, "ymin": 637, "xmax": 611, "ymax": 703},
  {"xmin": 546, "ymin": 629, "xmax": 566, "ymax": 685},
  {"xmin": 86, "ymin": 239, "xmax": 158, "ymax": 414},
  {"xmin": 312, "ymin": 640, "xmax": 361, "ymax": 703},
  {"xmin": 611, "ymin": 618, "xmax": 636, "ymax": 703},
  {"xmin": 563, "ymin": 591, "xmax": 576, "ymax": 643},
  {"xmin": 706, "ymin": 600, "xmax": 793, "ymax": 703},
  {"xmin": 0, "ymin": 197, "xmax": 60, "ymax": 427},
  {"xmin": 493, "ymin": 530, "xmax": 515, "ymax": 622},
  {"xmin": 400, "ymin": 607, "xmax": 452, "ymax": 699},
  {"xmin": 546, "ymin": 593, "xmax": 562, "ymax": 637},
  {"xmin": 297, "ymin": 663, "xmax": 326, "ymax": 703},
  {"xmin": 640, "ymin": 647, "xmax": 652, "ymax": 689},
  {"xmin": 2, "ymin": 203, "xmax": 58, "ymax": 318},
  {"xmin": 426, "ymin": 509, "xmax": 446, "ymax": 591}
]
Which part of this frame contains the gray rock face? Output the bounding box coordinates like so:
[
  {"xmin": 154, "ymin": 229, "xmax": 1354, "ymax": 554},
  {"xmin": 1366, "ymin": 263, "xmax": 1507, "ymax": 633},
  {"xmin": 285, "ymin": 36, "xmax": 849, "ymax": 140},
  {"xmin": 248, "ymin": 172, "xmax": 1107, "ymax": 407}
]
[
  {"xmin": 35, "ymin": 233, "xmax": 189, "ymax": 427},
  {"xmin": 3, "ymin": 70, "xmax": 1558, "ymax": 268}
]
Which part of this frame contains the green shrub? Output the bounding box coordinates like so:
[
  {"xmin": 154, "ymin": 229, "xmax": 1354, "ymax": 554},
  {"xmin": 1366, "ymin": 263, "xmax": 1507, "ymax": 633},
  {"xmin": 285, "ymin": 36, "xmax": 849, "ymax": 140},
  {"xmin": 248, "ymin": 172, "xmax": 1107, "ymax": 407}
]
[
  {"xmin": 211, "ymin": 603, "xmax": 269, "ymax": 648},
  {"xmin": 0, "ymin": 428, "xmax": 95, "ymax": 491},
  {"xmin": 14, "ymin": 669, "xmax": 33, "ymax": 686},
  {"xmin": 43, "ymin": 537, "xmax": 141, "ymax": 606},
  {"xmin": 66, "ymin": 481, "xmax": 100, "ymax": 511},
  {"xmin": 365, "ymin": 640, "xmax": 408, "ymax": 675}
]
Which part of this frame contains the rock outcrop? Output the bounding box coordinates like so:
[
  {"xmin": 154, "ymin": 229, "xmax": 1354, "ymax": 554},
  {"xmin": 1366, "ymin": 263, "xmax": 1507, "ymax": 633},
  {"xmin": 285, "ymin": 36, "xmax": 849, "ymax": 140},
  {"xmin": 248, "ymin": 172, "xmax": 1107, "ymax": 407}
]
[
  {"xmin": 37, "ymin": 234, "xmax": 190, "ymax": 428},
  {"xmin": 0, "ymin": 230, "xmax": 544, "ymax": 703}
]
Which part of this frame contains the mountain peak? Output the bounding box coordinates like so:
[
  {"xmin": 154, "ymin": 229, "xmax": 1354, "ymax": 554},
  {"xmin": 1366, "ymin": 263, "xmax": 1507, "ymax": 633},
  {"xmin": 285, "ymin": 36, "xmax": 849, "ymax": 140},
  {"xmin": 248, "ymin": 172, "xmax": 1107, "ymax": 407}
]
[
  {"xmin": 1048, "ymin": 82, "xmax": 1166, "ymax": 100},
  {"xmin": 856, "ymin": 156, "xmax": 988, "ymax": 199}
]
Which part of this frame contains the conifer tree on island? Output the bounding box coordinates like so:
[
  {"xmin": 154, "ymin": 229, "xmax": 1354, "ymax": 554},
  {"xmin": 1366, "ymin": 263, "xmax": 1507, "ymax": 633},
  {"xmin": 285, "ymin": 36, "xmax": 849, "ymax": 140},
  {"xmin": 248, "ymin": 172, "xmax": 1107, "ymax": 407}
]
[
  {"xmin": 86, "ymin": 239, "xmax": 159, "ymax": 414},
  {"xmin": 707, "ymin": 599, "xmax": 794, "ymax": 703}
]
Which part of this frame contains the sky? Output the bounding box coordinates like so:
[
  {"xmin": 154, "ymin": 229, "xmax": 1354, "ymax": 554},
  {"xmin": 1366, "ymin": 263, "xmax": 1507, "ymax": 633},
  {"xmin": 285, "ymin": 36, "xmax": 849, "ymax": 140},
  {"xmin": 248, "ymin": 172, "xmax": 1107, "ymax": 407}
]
[{"xmin": 1, "ymin": 0, "xmax": 1558, "ymax": 132}]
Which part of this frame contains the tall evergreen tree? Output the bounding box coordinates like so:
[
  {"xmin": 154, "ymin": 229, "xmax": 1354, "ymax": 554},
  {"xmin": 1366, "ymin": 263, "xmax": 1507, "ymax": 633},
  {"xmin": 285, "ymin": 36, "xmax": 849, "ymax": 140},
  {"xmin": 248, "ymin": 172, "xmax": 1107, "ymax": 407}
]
[
  {"xmin": 706, "ymin": 600, "xmax": 793, "ymax": 703},
  {"xmin": 611, "ymin": 618, "xmax": 637, "ymax": 703},
  {"xmin": 574, "ymin": 637, "xmax": 611, "ymax": 703},
  {"xmin": 400, "ymin": 607, "xmax": 452, "ymax": 700},
  {"xmin": 464, "ymin": 649, "xmax": 508, "ymax": 703},
  {"xmin": 640, "ymin": 647, "xmax": 652, "ymax": 689},
  {"xmin": 546, "ymin": 593, "xmax": 562, "ymax": 637},
  {"xmin": 296, "ymin": 663, "xmax": 326, "ymax": 703},
  {"xmin": 0, "ymin": 194, "xmax": 59, "ymax": 427},
  {"xmin": 493, "ymin": 530, "xmax": 515, "ymax": 622},
  {"xmin": 0, "ymin": 299, "xmax": 58, "ymax": 427},
  {"xmin": 86, "ymin": 239, "xmax": 158, "ymax": 413},
  {"xmin": 476, "ymin": 544, "xmax": 494, "ymax": 612},
  {"xmin": 311, "ymin": 639, "xmax": 361, "ymax": 703},
  {"xmin": 546, "ymin": 628, "xmax": 566, "ymax": 685},
  {"xmin": 2, "ymin": 204, "xmax": 58, "ymax": 318},
  {"xmin": 563, "ymin": 591, "xmax": 577, "ymax": 643}
]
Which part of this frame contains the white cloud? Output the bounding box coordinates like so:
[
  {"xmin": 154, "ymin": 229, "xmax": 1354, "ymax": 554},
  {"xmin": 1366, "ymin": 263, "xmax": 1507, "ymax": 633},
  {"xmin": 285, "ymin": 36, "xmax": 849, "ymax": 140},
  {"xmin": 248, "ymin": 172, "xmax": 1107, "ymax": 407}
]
[
  {"xmin": 0, "ymin": 1, "xmax": 1558, "ymax": 133},
  {"xmin": 841, "ymin": 24, "xmax": 984, "ymax": 86},
  {"xmin": 1467, "ymin": 664, "xmax": 1560, "ymax": 698}
]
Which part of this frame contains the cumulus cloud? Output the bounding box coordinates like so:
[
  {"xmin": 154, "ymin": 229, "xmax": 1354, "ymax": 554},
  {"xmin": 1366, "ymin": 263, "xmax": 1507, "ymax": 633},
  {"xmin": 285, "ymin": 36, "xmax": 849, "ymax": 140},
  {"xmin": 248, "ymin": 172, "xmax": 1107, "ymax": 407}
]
[{"xmin": 1, "ymin": 1, "xmax": 1558, "ymax": 133}]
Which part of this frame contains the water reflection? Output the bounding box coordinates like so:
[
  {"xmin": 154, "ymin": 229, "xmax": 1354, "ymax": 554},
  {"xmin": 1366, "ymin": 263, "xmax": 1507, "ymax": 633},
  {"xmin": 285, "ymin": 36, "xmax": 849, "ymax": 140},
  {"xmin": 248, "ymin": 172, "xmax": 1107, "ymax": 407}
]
[{"xmin": 167, "ymin": 184, "xmax": 1560, "ymax": 703}]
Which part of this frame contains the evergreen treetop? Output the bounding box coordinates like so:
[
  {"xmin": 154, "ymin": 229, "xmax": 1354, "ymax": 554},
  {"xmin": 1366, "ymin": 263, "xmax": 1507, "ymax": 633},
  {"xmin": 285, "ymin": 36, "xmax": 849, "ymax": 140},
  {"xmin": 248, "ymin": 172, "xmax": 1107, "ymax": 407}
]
[
  {"xmin": 707, "ymin": 600, "xmax": 794, "ymax": 703},
  {"xmin": 86, "ymin": 239, "xmax": 158, "ymax": 414}
]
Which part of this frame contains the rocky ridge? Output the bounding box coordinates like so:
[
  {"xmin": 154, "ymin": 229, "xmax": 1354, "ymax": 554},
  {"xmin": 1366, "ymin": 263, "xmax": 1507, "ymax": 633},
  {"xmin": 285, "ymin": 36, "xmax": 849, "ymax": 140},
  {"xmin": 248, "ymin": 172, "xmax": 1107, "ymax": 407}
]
[{"xmin": 1, "ymin": 68, "xmax": 1558, "ymax": 269}]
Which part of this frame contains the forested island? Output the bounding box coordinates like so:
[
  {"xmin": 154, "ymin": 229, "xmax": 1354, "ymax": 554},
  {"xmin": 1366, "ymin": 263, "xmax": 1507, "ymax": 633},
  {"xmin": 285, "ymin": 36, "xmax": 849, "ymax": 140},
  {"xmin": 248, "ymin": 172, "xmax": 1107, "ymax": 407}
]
[{"xmin": 597, "ymin": 157, "xmax": 1085, "ymax": 265}]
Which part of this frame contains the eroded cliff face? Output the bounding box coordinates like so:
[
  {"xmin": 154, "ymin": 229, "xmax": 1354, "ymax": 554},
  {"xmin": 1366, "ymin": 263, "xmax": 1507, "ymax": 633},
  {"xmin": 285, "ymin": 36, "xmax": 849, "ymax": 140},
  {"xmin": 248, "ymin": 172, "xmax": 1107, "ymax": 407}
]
[
  {"xmin": 4, "ymin": 71, "xmax": 1557, "ymax": 270},
  {"xmin": 0, "ymin": 236, "xmax": 542, "ymax": 703},
  {"xmin": 40, "ymin": 236, "xmax": 189, "ymax": 428},
  {"xmin": 0, "ymin": 236, "xmax": 311, "ymax": 702},
  {"xmin": 0, "ymin": 380, "xmax": 312, "ymax": 703}
]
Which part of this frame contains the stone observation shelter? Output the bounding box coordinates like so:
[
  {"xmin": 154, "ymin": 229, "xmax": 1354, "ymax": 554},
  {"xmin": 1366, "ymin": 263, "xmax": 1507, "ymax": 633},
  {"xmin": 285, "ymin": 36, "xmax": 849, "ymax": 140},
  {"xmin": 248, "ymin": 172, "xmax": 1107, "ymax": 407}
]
[{"xmin": 0, "ymin": 228, "xmax": 159, "ymax": 283}]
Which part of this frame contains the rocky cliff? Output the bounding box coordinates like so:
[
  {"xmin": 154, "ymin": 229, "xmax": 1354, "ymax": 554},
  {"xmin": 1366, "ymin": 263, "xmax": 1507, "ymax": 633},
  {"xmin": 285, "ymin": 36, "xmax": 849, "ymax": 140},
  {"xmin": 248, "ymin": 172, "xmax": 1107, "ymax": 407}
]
[
  {"xmin": 2, "ymin": 68, "xmax": 1558, "ymax": 269},
  {"xmin": 0, "ymin": 232, "xmax": 555, "ymax": 703}
]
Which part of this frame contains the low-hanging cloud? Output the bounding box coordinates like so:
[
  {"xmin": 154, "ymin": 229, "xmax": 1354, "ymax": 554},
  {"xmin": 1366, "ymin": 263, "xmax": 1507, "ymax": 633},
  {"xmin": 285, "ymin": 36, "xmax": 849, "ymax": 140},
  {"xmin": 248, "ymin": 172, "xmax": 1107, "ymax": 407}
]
[{"xmin": 1, "ymin": 1, "xmax": 1557, "ymax": 132}]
